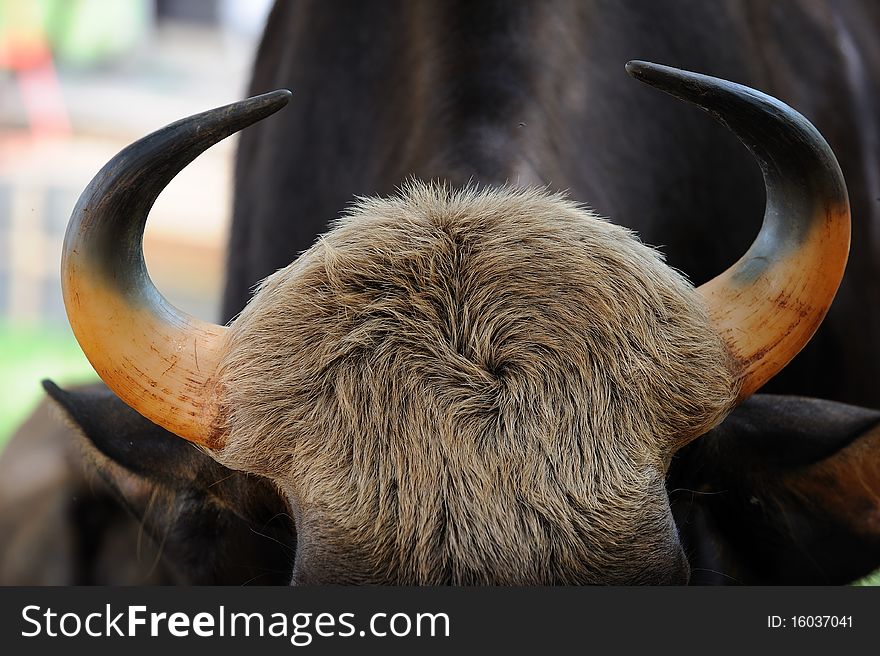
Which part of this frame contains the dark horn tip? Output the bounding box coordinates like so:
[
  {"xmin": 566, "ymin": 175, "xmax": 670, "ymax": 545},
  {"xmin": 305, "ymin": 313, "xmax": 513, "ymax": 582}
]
[
  {"xmin": 624, "ymin": 60, "xmax": 694, "ymax": 93},
  {"xmin": 246, "ymin": 88, "xmax": 293, "ymax": 114},
  {"xmin": 624, "ymin": 60, "xmax": 666, "ymax": 81},
  {"xmin": 258, "ymin": 88, "xmax": 293, "ymax": 104},
  {"xmin": 624, "ymin": 60, "xmax": 650, "ymax": 78}
]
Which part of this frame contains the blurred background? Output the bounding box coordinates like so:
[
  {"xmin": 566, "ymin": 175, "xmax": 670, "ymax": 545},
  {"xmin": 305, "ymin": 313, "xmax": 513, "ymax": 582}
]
[{"xmin": 0, "ymin": 0, "xmax": 272, "ymax": 447}]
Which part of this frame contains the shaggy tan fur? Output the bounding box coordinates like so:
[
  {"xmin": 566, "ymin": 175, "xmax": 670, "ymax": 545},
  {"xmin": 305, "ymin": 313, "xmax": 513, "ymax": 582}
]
[{"xmin": 217, "ymin": 182, "xmax": 739, "ymax": 584}]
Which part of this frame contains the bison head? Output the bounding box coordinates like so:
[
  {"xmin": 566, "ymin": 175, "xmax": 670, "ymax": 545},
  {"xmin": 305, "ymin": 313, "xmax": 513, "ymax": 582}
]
[{"xmin": 59, "ymin": 62, "xmax": 849, "ymax": 584}]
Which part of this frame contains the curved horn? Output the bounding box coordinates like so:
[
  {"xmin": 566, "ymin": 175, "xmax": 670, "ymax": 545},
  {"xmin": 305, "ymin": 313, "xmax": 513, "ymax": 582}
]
[
  {"xmin": 61, "ymin": 90, "xmax": 292, "ymax": 447},
  {"xmin": 626, "ymin": 61, "xmax": 850, "ymax": 400}
]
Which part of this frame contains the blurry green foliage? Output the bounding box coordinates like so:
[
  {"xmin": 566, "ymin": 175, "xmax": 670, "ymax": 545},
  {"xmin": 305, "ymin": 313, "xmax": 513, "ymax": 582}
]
[
  {"xmin": 0, "ymin": 0, "xmax": 149, "ymax": 69},
  {"xmin": 854, "ymin": 570, "xmax": 880, "ymax": 586},
  {"xmin": 0, "ymin": 320, "xmax": 96, "ymax": 449}
]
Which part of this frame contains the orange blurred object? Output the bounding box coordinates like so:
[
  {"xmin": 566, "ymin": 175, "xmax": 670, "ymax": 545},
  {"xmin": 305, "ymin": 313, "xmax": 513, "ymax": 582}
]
[{"xmin": 0, "ymin": 4, "xmax": 70, "ymax": 138}]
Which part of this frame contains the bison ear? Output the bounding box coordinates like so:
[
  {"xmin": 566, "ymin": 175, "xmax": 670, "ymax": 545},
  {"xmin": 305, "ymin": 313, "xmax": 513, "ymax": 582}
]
[
  {"xmin": 42, "ymin": 380, "xmax": 296, "ymax": 585},
  {"xmin": 41, "ymin": 379, "xmax": 201, "ymax": 486},
  {"xmin": 670, "ymin": 394, "xmax": 880, "ymax": 585}
]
